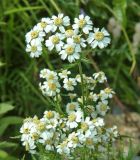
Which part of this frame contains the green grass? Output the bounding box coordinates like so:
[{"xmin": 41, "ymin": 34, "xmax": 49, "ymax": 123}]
[{"xmin": 0, "ymin": 0, "xmax": 140, "ymax": 159}]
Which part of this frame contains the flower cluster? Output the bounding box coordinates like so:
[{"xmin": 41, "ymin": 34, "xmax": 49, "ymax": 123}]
[
  {"xmin": 20, "ymin": 109, "xmax": 118, "ymax": 158},
  {"xmin": 25, "ymin": 14, "xmax": 110, "ymax": 62},
  {"xmin": 20, "ymin": 69, "xmax": 118, "ymax": 158},
  {"xmin": 21, "ymin": 13, "xmax": 118, "ymax": 159}
]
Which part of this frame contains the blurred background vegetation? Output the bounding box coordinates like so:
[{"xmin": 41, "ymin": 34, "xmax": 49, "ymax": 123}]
[{"xmin": 0, "ymin": 0, "xmax": 140, "ymax": 159}]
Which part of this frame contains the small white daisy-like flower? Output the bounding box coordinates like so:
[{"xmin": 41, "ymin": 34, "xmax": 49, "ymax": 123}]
[
  {"xmin": 93, "ymin": 71, "xmax": 107, "ymax": 83},
  {"xmin": 63, "ymin": 78, "xmax": 77, "ymax": 91},
  {"xmin": 40, "ymin": 69, "xmax": 49, "ymax": 79},
  {"xmin": 87, "ymin": 28, "xmax": 110, "ymax": 49},
  {"xmin": 89, "ymin": 92, "xmax": 98, "ymax": 102},
  {"xmin": 58, "ymin": 70, "xmax": 71, "ymax": 79},
  {"xmin": 56, "ymin": 140, "xmax": 70, "ymax": 155},
  {"xmin": 42, "ymin": 69, "xmax": 58, "ymax": 82},
  {"xmin": 73, "ymin": 14, "xmax": 93, "ymax": 34},
  {"xmin": 39, "ymin": 80, "xmax": 61, "ymax": 96},
  {"xmin": 66, "ymin": 110, "xmax": 83, "ymax": 128},
  {"xmin": 25, "ymin": 25, "xmax": 45, "ymax": 43},
  {"xmin": 45, "ymin": 33, "xmax": 65, "ymax": 51},
  {"xmin": 65, "ymin": 29, "xmax": 75, "ymax": 38},
  {"xmin": 92, "ymin": 117, "xmax": 104, "ymax": 127},
  {"xmin": 67, "ymin": 132, "xmax": 79, "ymax": 148},
  {"xmin": 96, "ymin": 101, "xmax": 109, "ymax": 116},
  {"xmin": 52, "ymin": 13, "xmax": 70, "ymax": 33},
  {"xmin": 99, "ymin": 88, "xmax": 115, "ymax": 101},
  {"xmin": 39, "ymin": 130, "xmax": 54, "ymax": 151},
  {"xmin": 59, "ymin": 41, "xmax": 81, "ymax": 63},
  {"xmin": 26, "ymin": 39, "xmax": 42, "ymax": 58},
  {"xmin": 66, "ymin": 102, "xmax": 80, "ymax": 113},
  {"xmin": 37, "ymin": 17, "xmax": 52, "ymax": 33}
]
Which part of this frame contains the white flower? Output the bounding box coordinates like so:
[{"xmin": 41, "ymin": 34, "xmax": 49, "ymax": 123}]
[
  {"xmin": 56, "ymin": 140, "xmax": 70, "ymax": 155},
  {"xmin": 26, "ymin": 39, "xmax": 42, "ymax": 58},
  {"xmin": 52, "ymin": 13, "xmax": 70, "ymax": 33},
  {"xmin": 67, "ymin": 33, "xmax": 86, "ymax": 48},
  {"xmin": 58, "ymin": 70, "xmax": 71, "ymax": 79},
  {"xmin": 39, "ymin": 80, "xmax": 60, "ymax": 96},
  {"xmin": 87, "ymin": 28, "xmax": 110, "ymax": 49},
  {"xmin": 63, "ymin": 78, "xmax": 77, "ymax": 91},
  {"xmin": 41, "ymin": 69, "xmax": 58, "ymax": 82},
  {"xmin": 40, "ymin": 69, "xmax": 49, "ymax": 79},
  {"xmin": 37, "ymin": 17, "xmax": 52, "ymax": 33},
  {"xmin": 92, "ymin": 117, "xmax": 104, "ymax": 127},
  {"xmin": 65, "ymin": 29, "xmax": 75, "ymax": 38},
  {"xmin": 42, "ymin": 111, "xmax": 60, "ymax": 129},
  {"xmin": 79, "ymin": 117, "xmax": 96, "ymax": 138},
  {"xmin": 99, "ymin": 88, "xmax": 115, "ymax": 101},
  {"xmin": 59, "ymin": 41, "xmax": 81, "ymax": 63},
  {"xmin": 96, "ymin": 100, "xmax": 109, "ymax": 116},
  {"xmin": 25, "ymin": 25, "xmax": 45, "ymax": 43},
  {"xmin": 45, "ymin": 33, "xmax": 64, "ymax": 51},
  {"xmin": 73, "ymin": 15, "xmax": 93, "ymax": 34},
  {"xmin": 66, "ymin": 110, "xmax": 83, "ymax": 128},
  {"xmin": 39, "ymin": 131, "xmax": 54, "ymax": 151},
  {"xmin": 67, "ymin": 132, "xmax": 79, "ymax": 148},
  {"xmin": 89, "ymin": 92, "xmax": 98, "ymax": 102},
  {"xmin": 66, "ymin": 102, "xmax": 80, "ymax": 113},
  {"xmin": 22, "ymin": 138, "xmax": 36, "ymax": 152},
  {"xmin": 93, "ymin": 72, "xmax": 107, "ymax": 83}
]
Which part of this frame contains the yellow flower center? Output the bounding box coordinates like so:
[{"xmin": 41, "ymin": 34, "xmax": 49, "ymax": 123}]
[
  {"xmin": 68, "ymin": 113, "xmax": 76, "ymax": 122},
  {"xmin": 85, "ymin": 138, "xmax": 93, "ymax": 145},
  {"xmin": 46, "ymin": 111, "xmax": 54, "ymax": 119},
  {"xmin": 73, "ymin": 35, "xmax": 81, "ymax": 43},
  {"xmin": 81, "ymin": 122, "xmax": 89, "ymax": 131},
  {"xmin": 40, "ymin": 21, "xmax": 47, "ymax": 28},
  {"xmin": 78, "ymin": 19, "xmax": 86, "ymax": 28},
  {"xmin": 94, "ymin": 32, "xmax": 104, "ymax": 41},
  {"xmin": 65, "ymin": 29, "xmax": 74, "ymax": 37},
  {"xmin": 67, "ymin": 80, "xmax": 73, "ymax": 87},
  {"xmin": 51, "ymin": 36, "xmax": 60, "ymax": 44},
  {"xmin": 31, "ymin": 46, "xmax": 37, "ymax": 52},
  {"xmin": 45, "ymin": 139, "xmax": 52, "ymax": 145},
  {"xmin": 72, "ymin": 136, "xmax": 79, "ymax": 143},
  {"xmin": 31, "ymin": 31, "xmax": 38, "ymax": 39},
  {"xmin": 105, "ymin": 88, "xmax": 111, "ymax": 93},
  {"xmin": 100, "ymin": 104, "xmax": 107, "ymax": 112},
  {"xmin": 32, "ymin": 132, "xmax": 39, "ymax": 140},
  {"xmin": 37, "ymin": 122, "xmax": 46, "ymax": 131},
  {"xmin": 48, "ymin": 74, "xmax": 55, "ymax": 81},
  {"xmin": 48, "ymin": 82, "xmax": 57, "ymax": 91},
  {"xmin": 92, "ymin": 119, "xmax": 97, "ymax": 123},
  {"xmin": 66, "ymin": 46, "xmax": 74, "ymax": 55},
  {"xmin": 23, "ymin": 128, "xmax": 30, "ymax": 134},
  {"xmin": 54, "ymin": 17, "xmax": 63, "ymax": 26},
  {"xmin": 68, "ymin": 104, "xmax": 76, "ymax": 111}
]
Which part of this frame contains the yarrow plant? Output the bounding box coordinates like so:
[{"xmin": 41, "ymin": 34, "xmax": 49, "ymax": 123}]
[{"xmin": 20, "ymin": 13, "xmax": 118, "ymax": 159}]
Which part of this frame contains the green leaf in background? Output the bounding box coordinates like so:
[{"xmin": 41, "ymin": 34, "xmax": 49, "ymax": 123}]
[
  {"xmin": 0, "ymin": 149, "xmax": 18, "ymax": 160},
  {"xmin": 113, "ymin": 0, "xmax": 127, "ymax": 27},
  {"xmin": 0, "ymin": 103, "xmax": 14, "ymax": 115},
  {"xmin": 0, "ymin": 116, "xmax": 23, "ymax": 136},
  {"xmin": 0, "ymin": 141, "xmax": 18, "ymax": 149}
]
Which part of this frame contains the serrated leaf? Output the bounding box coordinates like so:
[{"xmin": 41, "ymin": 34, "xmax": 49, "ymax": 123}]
[
  {"xmin": 0, "ymin": 103, "xmax": 14, "ymax": 115},
  {"xmin": 113, "ymin": 0, "xmax": 127, "ymax": 27},
  {"xmin": 0, "ymin": 116, "xmax": 23, "ymax": 136}
]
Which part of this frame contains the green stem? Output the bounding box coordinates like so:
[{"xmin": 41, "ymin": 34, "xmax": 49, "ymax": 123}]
[
  {"xmin": 78, "ymin": 60, "xmax": 85, "ymax": 108},
  {"xmin": 55, "ymin": 94, "xmax": 63, "ymax": 115}
]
